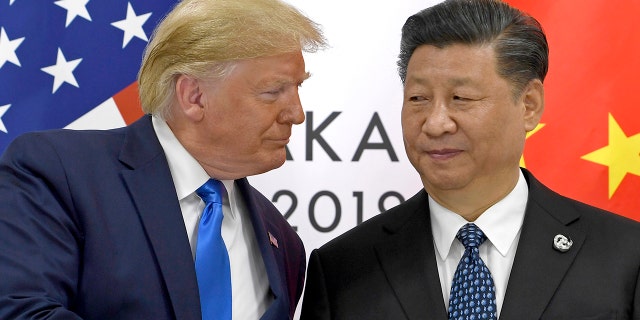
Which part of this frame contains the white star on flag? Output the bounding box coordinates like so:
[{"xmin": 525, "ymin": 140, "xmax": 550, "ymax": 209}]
[
  {"xmin": 0, "ymin": 104, "xmax": 10, "ymax": 133},
  {"xmin": 41, "ymin": 48, "xmax": 83, "ymax": 94},
  {"xmin": 111, "ymin": 2, "xmax": 152, "ymax": 48},
  {"xmin": 0, "ymin": 27, "xmax": 25, "ymax": 69},
  {"xmin": 0, "ymin": 0, "xmax": 175, "ymax": 152},
  {"xmin": 55, "ymin": 0, "xmax": 92, "ymax": 28}
]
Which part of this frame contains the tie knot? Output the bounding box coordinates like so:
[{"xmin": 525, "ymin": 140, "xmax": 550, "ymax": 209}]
[
  {"xmin": 456, "ymin": 223, "xmax": 487, "ymax": 249},
  {"xmin": 196, "ymin": 179, "xmax": 225, "ymax": 204}
]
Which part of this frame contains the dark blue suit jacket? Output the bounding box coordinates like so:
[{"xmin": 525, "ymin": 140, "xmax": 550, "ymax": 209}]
[{"xmin": 0, "ymin": 115, "xmax": 305, "ymax": 320}]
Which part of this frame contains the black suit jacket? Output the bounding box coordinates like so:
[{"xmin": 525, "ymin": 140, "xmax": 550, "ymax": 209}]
[
  {"xmin": 301, "ymin": 169, "xmax": 640, "ymax": 319},
  {"xmin": 0, "ymin": 115, "xmax": 305, "ymax": 320}
]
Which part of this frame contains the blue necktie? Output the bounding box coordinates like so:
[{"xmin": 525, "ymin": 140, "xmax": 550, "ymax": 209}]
[
  {"xmin": 448, "ymin": 223, "xmax": 497, "ymax": 320},
  {"xmin": 195, "ymin": 179, "xmax": 232, "ymax": 320}
]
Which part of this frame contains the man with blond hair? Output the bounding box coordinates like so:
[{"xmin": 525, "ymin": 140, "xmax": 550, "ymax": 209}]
[{"xmin": 0, "ymin": 0, "xmax": 325, "ymax": 319}]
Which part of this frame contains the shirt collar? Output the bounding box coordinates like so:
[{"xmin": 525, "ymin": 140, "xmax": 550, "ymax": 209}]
[
  {"xmin": 430, "ymin": 170, "xmax": 528, "ymax": 260},
  {"xmin": 152, "ymin": 116, "xmax": 236, "ymax": 218}
]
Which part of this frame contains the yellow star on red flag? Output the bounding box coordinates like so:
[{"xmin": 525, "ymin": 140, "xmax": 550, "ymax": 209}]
[{"xmin": 581, "ymin": 114, "xmax": 640, "ymax": 199}]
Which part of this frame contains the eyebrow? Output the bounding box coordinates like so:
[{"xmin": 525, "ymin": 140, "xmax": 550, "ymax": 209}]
[
  {"xmin": 448, "ymin": 77, "xmax": 472, "ymax": 86},
  {"xmin": 407, "ymin": 75, "xmax": 473, "ymax": 87},
  {"xmin": 261, "ymin": 72, "xmax": 311, "ymax": 88}
]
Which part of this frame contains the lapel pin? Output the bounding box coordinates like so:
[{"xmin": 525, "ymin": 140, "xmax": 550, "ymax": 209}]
[
  {"xmin": 268, "ymin": 231, "xmax": 279, "ymax": 249},
  {"xmin": 553, "ymin": 234, "xmax": 573, "ymax": 253}
]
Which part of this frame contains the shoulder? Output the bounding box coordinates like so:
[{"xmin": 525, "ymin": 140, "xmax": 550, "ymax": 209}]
[
  {"xmin": 1, "ymin": 128, "xmax": 124, "ymax": 180},
  {"xmin": 573, "ymin": 199, "xmax": 640, "ymax": 243},
  {"xmin": 317, "ymin": 189, "xmax": 429, "ymax": 253},
  {"xmin": 4, "ymin": 127, "xmax": 126, "ymax": 159},
  {"xmin": 2, "ymin": 115, "xmax": 153, "ymax": 160},
  {"xmin": 524, "ymin": 169, "xmax": 640, "ymax": 242}
]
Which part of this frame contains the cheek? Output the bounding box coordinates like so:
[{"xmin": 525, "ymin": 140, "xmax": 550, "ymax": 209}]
[
  {"xmin": 472, "ymin": 110, "xmax": 525, "ymax": 155},
  {"xmin": 401, "ymin": 124, "xmax": 422, "ymax": 161},
  {"xmin": 401, "ymin": 110, "xmax": 423, "ymax": 136},
  {"xmin": 225, "ymin": 108, "xmax": 270, "ymax": 136}
]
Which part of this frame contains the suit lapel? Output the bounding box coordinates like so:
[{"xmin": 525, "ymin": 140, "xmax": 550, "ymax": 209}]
[
  {"xmin": 500, "ymin": 170, "xmax": 586, "ymax": 319},
  {"xmin": 374, "ymin": 191, "xmax": 448, "ymax": 320},
  {"xmin": 235, "ymin": 178, "xmax": 287, "ymax": 320},
  {"xmin": 119, "ymin": 116, "xmax": 201, "ymax": 320}
]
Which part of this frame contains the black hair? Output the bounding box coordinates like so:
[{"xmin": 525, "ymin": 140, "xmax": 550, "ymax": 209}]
[{"xmin": 398, "ymin": 0, "xmax": 548, "ymax": 95}]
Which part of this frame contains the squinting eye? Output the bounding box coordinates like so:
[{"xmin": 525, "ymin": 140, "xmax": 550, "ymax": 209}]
[
  {"xmin": 409, "ymin": 96, "xmax": 426, "ymax": 102},
  {"xmin": 266, "ymin": 86, "xmax": 288, "ymax": 95},
  {"xmin": 453, "ymin": 95, "xmax": 476, "ymax": 101},
  {"xmin": 262, "ymin": 89, "xmax": 282, "ymax": 97},
  {"xmin": 260, "ymin": 87, "xmax": 285, "ymax": 101}
]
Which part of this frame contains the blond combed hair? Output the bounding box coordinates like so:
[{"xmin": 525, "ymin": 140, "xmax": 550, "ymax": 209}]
[{"xmin": 138, "ymin": 0, "xmax": 326, "ymax": 118}]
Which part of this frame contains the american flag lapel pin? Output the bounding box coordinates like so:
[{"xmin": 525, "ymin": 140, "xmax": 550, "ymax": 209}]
[{"xmin": 268, "ymin": 232, "xmax": 279, "ymax": 248}]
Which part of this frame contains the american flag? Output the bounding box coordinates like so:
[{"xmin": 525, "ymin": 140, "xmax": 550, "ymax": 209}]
[{"xmin": 0, "ymin": 0, "xmax": 176, "ymax": 152}]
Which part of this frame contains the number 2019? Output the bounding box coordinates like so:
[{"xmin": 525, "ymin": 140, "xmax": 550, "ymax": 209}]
[{"xmin": 272, "ymin": 190, "xmax": 405, "ymax": 233}]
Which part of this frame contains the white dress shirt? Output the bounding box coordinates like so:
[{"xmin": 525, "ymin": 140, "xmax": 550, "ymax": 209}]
[
  {"xmin": 152, "ymin": 116, "xmax": 271, "ymax": 319},
  {"xmin": 430, "ymin": 170, "xmax": 528, "ymax": 318}
]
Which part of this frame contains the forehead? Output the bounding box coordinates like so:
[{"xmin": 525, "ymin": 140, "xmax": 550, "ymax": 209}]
[
  {"xmin": 237, "ymin": 51, "xmax": 307, "ymax": 77},
  {"xmin": 405, "ymin": 43, "xmax": 499, "ymax": 84},
  {"xmin": 214, "ymin": 51, "xmax": 306, "ymax": 92}
]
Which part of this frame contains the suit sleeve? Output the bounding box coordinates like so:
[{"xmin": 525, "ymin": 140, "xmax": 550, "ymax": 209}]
[
  {"xmin": 0, "ymin": 134, "xmax": 83, "ymax": 319},
  {"xmin": 635, "ymin": 263, "xmax": 640, "ymax": 319},
  {"xmin": 300, "ymin": 249, "xmax": 331, "ymax": 320},
  {"xmin": 294, "ymin": 239, "xmax": 307, "ymax": 308}
]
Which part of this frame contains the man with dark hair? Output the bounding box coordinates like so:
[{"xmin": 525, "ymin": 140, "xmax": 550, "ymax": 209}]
[{"xmin": 301, "ymin": 0, "xmax": 640, "ymax": 319}]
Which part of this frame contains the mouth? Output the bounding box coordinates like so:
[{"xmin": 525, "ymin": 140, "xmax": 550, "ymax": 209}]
[
  {"xmin": 266, "ymin": 137, "xmax": 291, "ymax": 145},
  {"xmin": 426, "ymin": 148, "xmax": 462, "ymax": 160}
]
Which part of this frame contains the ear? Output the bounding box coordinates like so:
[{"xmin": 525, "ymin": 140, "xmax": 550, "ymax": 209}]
[
  {"xmin": 521, "ymin": 79, "xmax": 544, "ymax": 132},
  {"xmin": 175, "ymin": 75, "xmax": 205, "ymax": 122}
]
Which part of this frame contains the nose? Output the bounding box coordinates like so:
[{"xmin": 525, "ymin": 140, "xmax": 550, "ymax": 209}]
[
  {"xmin": 278, "ymin": 89, "xmax": 305, "ymax": 125},
  {"xmin": 423, "ymin": 100, "xmax": 456, "ymax": 136}
]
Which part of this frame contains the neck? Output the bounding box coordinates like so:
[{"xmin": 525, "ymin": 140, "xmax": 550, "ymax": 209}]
[
  {"xmin": 426, "ymin": 169, "xmax": 520, "ymax": 221},
  {"xmin": 165, "ymin": 117, "xmax": 247, "ymax": 181}
]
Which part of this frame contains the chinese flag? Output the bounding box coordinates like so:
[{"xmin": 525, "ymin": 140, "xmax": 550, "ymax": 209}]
[{"xmin": 508, "ymin": 0, "xmax": 640, "ymax": 221}]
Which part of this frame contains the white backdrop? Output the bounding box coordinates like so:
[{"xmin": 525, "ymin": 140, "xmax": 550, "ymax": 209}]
[
  {"xmin": 249, "ymin": 0, "xmax": 439, "ymax": 313},
  {"xmin": 248, "ymin": 2, "xmax": 441, "ymax": 317},
  {"xmin": 251, "ymin": 0, "xmax": 439, "ymax": 259}
]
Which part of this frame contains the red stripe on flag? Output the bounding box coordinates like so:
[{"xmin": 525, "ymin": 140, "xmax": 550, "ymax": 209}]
[{"xmin": 113, "ymin": 82, "xmax": 145, "ymax": 125}]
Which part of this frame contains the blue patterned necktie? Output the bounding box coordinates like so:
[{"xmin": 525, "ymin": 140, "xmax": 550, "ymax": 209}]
[
  {"xmin": 448, "ymin": 223, "xmax": 497, "ymax": 320},
  {"xmin": 195, "ymin": 179, "xmax": 232, "ymax": 320}
]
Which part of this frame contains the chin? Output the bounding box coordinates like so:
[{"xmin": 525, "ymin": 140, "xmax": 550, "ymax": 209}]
[
  {"xmin": 253, "ymin": 154, "xmax": 287, "ymax": 175},
  {"xmin": 421, "ymin": 171, "xmax": 469, "ymax": 191},
  {"xmin": 276, "ymin": 155, "xmax": 288, "ymax": 168}
]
